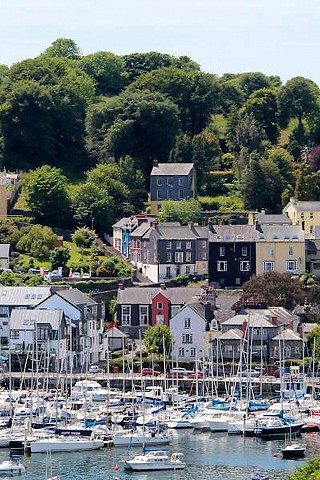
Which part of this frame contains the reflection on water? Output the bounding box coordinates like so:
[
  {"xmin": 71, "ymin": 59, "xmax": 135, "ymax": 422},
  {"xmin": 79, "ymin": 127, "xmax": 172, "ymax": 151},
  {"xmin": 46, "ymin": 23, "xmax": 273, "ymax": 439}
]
[{"xmin": 1, "ymin": 430, "xmax": 319, "ymax": 480}]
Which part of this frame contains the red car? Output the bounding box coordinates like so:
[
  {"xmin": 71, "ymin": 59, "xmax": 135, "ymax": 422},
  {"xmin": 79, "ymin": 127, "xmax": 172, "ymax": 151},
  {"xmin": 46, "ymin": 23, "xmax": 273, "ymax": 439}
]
[
  {"xmin": 188, "ymin": 371, "xmax": 204, "ymax": 379},
  {"xmin": 141, "ymin": 368, "xmax": 161, "ymax": 376}
]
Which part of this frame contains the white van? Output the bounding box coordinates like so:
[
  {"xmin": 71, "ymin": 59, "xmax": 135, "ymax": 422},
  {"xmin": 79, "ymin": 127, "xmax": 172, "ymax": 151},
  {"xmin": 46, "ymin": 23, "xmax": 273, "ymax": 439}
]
[{"xmin": 89, "ymin": 365, "xmax": 101, "ymax": 374}]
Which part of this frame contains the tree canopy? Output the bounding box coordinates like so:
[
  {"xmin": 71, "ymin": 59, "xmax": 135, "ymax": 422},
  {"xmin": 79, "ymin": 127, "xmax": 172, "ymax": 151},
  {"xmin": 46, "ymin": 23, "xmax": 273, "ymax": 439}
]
[{"xmin": 143, "ymin": 324, "xmax": 173, "ymax": 356}]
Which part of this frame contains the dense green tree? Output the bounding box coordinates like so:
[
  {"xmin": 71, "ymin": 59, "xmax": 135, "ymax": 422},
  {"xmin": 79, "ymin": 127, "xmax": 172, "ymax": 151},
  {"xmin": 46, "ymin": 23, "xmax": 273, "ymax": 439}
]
[
  {"xmin": 23, "ymin": 166, "xmax": 71, "ymax": 227},
  {"xmin": 191, "ymin": 129, "xmax": 221, "ymax": 188},
  {"xmin": 128, "ymin": 67, "xmax": 220, "ymax": 135},
  {"xmin": 295, "ymin": 168, "xmax": 320, "ymax": 201},
  {"xmin": 241, "ymin": 154, "xmax": 266, "ymax": 210},
  {"xmin": 259, "ymin": 158, "xmax": 283, "ymax": 211},
  {"xmin": 242, "ymin": 88, "xmax": 279, "ymax": 143},
  {"xmin": 122, "ymin": 52, "xmax": 199, "ymax": 83},
  {"xmin": 235, "ymin": 113, "xmax": 266, "ymax": 152},
  {"xmin": 49, "ymin": 247, "xmax": 71, "ymax": 270},
  {"xmin": 241, "ymin": 271, "xmax": 304, "ymax": 310},
  {"xmin": 278, "ymin": 76, "xmax": 319, "ymax": 127},
  {"xmin": 143, "ymin": 324, "xmax": 173, "ymax": 356},
  {"xmin": 42, "ymin": 38, "xmax": 82, "ymax": 59},
  {"xmin": 238, "ymin": 72, "xmax": 273, "ymax": 98},
  {"xmin": 266, "ymin": 148, "xmax": 295, "ymax": 187},
  {"xmin": 0, "ymin": 219, "xmax": 20, "ymax": 249},
  {"xmin": 72, "ymin": 227, "xmax": 96, "ymax": 247},
  {"xmin": 169, "ymin": 134, "xmax": 193, "ymax": 163},
  {"xmin": 86, "ymin": 90, "xmax": 180, "ymax": 175},
  {"xmin": 16, "ymin": 225, "xmax": 57, "ymax": 259},
  {"xmin": 158, "ymin": 199, "xmax": 201, "ymax": 224},
  {"xmin": 71, "ymin": 183, "xmax": 114, "ymax": 232},
  {"xmin": 287, "ymin": 458, "xmax": 320, "ymax": 480},
  {"xmin": 79, "ymin": 51, "xmax": 128, "ymax": 95},
  {"xmin": 219, "ymin": 80, "xmax": 244, "ymax": 115}
]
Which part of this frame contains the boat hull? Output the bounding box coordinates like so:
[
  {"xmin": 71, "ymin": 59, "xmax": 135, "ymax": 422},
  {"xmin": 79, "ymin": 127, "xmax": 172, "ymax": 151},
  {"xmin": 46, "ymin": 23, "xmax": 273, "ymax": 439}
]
[
  {"xmin": 30, "ymin": 438, "xmax": 104, "ymax": 453},
  {"xmin": 124, "ymin": 461, "xmax": 185, "ymax": 471}
]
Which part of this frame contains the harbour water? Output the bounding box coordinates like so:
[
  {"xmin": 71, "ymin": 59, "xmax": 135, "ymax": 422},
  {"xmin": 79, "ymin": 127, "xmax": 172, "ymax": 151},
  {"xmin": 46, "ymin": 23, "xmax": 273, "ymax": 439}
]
[{"xmin": 2, "ymin": 429, "xmax": 319, "ymax": 480}]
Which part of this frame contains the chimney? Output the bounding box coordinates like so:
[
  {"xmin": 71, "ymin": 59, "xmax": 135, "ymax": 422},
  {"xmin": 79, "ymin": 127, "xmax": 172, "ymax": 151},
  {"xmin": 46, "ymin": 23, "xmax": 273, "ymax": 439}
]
[
  {"xmin": 153, "ymin": 159, "xmax": 159, "ymax": 167},
  {"xmin": 188, "ymin": 221, "xmax": 194, "ymax": 229},
  {"xmin": 243, "ymin": 320, "xmax": 248, "ymax": 337},
  {"xmin": 271, "ymin": 316, "xmax": 279, "ymax": 326},
  {"xmin": 298, "ymin": 323, "xmax": 304, "ymax": 339},
  {"xmin": 160, "ymin": 283, "xmax": 166, "ymax": 290},
  {"xmin": 248, "ymin": 211, "xmax": 256, "ymax": 226},
  {"xmin": 118, "ymin": 282, "xmax": 124, "ymax": 290},
  {"xmin": 205, "ymin": 301, "xmax": 214, "ymax": 322}
]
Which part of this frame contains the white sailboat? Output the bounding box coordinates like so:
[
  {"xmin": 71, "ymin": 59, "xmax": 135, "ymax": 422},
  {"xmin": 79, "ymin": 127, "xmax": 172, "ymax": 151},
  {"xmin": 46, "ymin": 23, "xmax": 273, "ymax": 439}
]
[{"xmin": 124, "ymin": 450, "xmax": 185, "ymax": 471}]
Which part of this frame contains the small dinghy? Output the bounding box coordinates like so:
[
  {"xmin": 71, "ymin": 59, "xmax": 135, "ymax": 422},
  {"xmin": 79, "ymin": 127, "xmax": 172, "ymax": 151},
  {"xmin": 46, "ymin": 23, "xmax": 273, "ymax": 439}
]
[
  {"xmin": 281, "ymin": 442, "xmax": 306, "ymax": 459},
  {"xmin": 0, "ymin": 459, "xmax": 26, "ymax": 475}
]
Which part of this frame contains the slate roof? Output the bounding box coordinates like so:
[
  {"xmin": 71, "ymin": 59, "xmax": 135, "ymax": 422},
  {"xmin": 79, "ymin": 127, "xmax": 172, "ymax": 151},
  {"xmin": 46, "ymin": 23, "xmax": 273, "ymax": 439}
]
[
  {"xmin": 172, "ymin": 302, "xmax": 207, "ymax": 320},
  {"xmin": 56, "ymin": 288, "xmax": 96, "ymax": 307},
  {"xmin": 130, "ymin": 223, "xmax": 208, "ymax": 240},
  {"xmin": 256, "ymin": 213, "xmax": 292, "ymax": 225},
  {"xmin": 271, "ymin": 329, "xmax": 302, "ymax": 341},
  {"xmin": 305, "ymin": 239, "xmax": 320, "ymax": 253},
  {"xmin": 0, "ymin": 286, "xmax": 52, "ymax": 306},
  {"xmin": 219, "ymin": 328, "xmax": 244, "ymax": 340},
  {"xmin": 208, "ymin": 225, "xmax": 257, "ymax": 242},
  {"xmin": 0, "ymin": 244, "xmax": 10, "ymax": 258},
  {"xmin": 255, "ymin": 224, "xmax": 304, "ymax": 241},
  {"xmin": 10, "ymin": 309, "xmax": 63, "ymax": 330},
  {"xmin": 222, "ymin": 313, "xmax": 274, "ymax": 328},
  {"xmin": 130, "ymin": 222, "xmax": 153, "ymax": 238},
  {"xmin": 105, "ymin": 326, "xmax": 127, "ymax": 338},
  {"xmin": 117, "ymin": 287, "xmax": 202, "ymax": 305},
  {"xmin": 301, "ymin": 323, "xmax": 317, "ymax": 334},
  {"xmin": 284, "ymin": 200, "xmax": 320, "ymax": 212},
  {"xmin": 238, "ymin": 307, "xmax": 298, "ymax": 326},
  {"xmin": 151, "ymin": 163, "xmax": 194, "ymax": 176}
]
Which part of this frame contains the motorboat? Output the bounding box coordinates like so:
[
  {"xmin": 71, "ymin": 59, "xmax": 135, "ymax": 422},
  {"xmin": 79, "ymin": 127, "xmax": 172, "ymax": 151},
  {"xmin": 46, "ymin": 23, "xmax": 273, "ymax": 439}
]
[
  {"xmin": 113, "ymin": 429, "xmax": 170, "ymax": 447},
  {"xmin": 30, "ymin": 436, "xmax": 104, "ymax": 453},
  {"xmin": 281, "ymin": 442, "xmax": 306, "ymax": 459},
  {"xmin": 254, "ymin": 417, "xmax": 303, "ymax": 439},
  {"xmin": 0, "ymin": 459, "xmax": 26, "ymax": 475},
  {"xmin": 251, "ymin": 474, "xmax": 269, "ymax": 480},
  {"xmin": 124, "ymin": 450, "xmax": 185, "ymax": 471}
]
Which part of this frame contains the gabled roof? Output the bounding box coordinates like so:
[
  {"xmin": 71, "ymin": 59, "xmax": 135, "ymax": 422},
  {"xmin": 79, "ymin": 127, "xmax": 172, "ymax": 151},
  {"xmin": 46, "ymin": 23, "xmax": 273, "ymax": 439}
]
[
  {"xmin": 10, "ymin": 309, "xmax": 64, "ymax": 330},
  {"xmin": 222, "ymin": 313, "xmax": 274, "ymax": 328},
  {"xmin": 130, "ymin": 222, "xmax": 153, "ymax": 238},
  {"xmin": 283, "ymin": 200, "xmax": 320, "ymax": 212},
  {"xmin": 256, "ymin": 212, "xmax": 292, "ymax": 225},
  {"xmin": 301, "ymin": 323, "xmax": 317, "ymax": 334},
  {"xmin": 112, "ymin": 217, "xmax": 131, "ymax": 228},
  {"xmin": 0, "ymin": 244, "xmax": 10, "ymax": 258},
  {"xmin": 156, "ymin": 224, "xmax": 208, "ymax": 240},
  {"xmin": 239, "ymin": 307, "xmax": 298, "ymax": 326},
  {"xmin": 219, "ymin": 328, "xmax": 244, "ymax": 340},
  {"xmin": 151, "ymin": 163, "xmax": 194, "ymax": 176},
  {"xmin": 271, "ymin": 329, "xmax": 302, "ymax": 341},
  {"xmin": 117, "ymin": 287, "xmax": 202, "ymax": 305},
  {"xmin": 171, "ymin": 302, "xmax": 206, "ymax": 321},
  {"xmin": 56, "ymin": 288, "xmax": 96, "ymax": 307},
  {"xmin": 0, "ymin": 286, "xmax": 52, "ymax": 306},
  {"xmin": 105, "ymin": 326, "xmax": 127, "ymax": 338}
]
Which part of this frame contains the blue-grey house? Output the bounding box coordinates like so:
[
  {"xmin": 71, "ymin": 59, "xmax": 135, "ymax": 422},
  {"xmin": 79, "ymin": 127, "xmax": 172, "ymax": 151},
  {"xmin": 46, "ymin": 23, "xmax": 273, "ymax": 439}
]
[{"xmin": 150, "ymin": 162, "xmax": 196, "ymax": 213}]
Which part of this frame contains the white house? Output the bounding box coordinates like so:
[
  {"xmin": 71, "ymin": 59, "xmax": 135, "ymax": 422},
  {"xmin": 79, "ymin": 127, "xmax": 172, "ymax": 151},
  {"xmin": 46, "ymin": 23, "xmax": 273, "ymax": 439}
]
[
  {"xmin": 9, "ymin": 309, "xmax": 68, "ymax": 372},
  {"xmin": 170, "ymin": 302, "xmax": 218, "ymax": 361},
  {"xmin": 0, "ymin": 244, "xmax": 10, "ymax": 269},
  {"xmin": 104, "ymin": 326, "xmax": 127, "ymax": 352}
]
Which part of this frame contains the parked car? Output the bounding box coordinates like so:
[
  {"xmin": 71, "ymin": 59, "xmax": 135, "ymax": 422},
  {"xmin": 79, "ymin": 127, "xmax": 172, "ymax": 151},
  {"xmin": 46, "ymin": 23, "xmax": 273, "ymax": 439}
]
[
  {"xmin": 141, "ymin": 368, "xmax": 161, "ymax": 376},
  {"xmin": 168, "ymin": 367, "xmax": 192, "ymax": 378},
  {"xmin": 72, "ymin": 272, "xmax": 81, "ymax": 278},
  {"xmin": 89, "ymin": 365, "xmax": 102, "ymax": 374},
  {"xmin": 82, "ymin": 272, "xmax": 91, "ymax": 279}
]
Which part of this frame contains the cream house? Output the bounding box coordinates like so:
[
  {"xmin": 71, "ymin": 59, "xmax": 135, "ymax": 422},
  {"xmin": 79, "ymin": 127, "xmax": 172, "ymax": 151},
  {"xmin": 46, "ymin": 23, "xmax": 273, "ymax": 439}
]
[
  {"xmin": 283, "ymin": 198, "xmax": 320, "ymax": 236},
  {"xmin": 255, "ymin": 225, "xmax": 305, "ymax": 276}
]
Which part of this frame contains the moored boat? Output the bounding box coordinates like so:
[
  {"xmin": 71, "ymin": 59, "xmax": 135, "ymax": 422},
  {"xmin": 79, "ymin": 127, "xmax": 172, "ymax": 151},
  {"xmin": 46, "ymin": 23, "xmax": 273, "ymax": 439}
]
[
  {"xmin": 281, "ymin": 442, "xmax": 306, "ymax": 459},
  {"xmin": 124, "ymin": 450, "xmax": 185, "ymax": 471},
  {"xmin": 30, "ymin": 436, "xmax": 104, "ymax": 453},
  {"xmin": 0, "ymin": 459, "xmax": 26, "ymax": 475},
  {"xmin": 251, "ymin": 474, "xmax": 269, "ymax": 480}
]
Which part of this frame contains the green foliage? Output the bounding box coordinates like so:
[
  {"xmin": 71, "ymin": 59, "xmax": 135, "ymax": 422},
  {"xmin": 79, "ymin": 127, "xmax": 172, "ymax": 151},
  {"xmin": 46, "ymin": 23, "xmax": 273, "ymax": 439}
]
[
  {"xmin": 192, "ymin": 129, "xmax": 222, "ymax": 186},
  {"xmin": 278, "ymin": 76, "xmax": 320, "ymax": 126},
  {"xmin": 23, "ymin": 165, "xmax": 71, "ymax": 227},
  {"xmin": 169, "ymin": 275, "xmax": 189, "ymax": 287},
  {"xmin": 198, "ymin": 195, "xmax": 244, "ymax": 212},
  {"xmin": 287, "ymin": 458, "xmax": 320, "ymax": 480},
  {"xmin": 16, "ymin": 225, "xmax": 57, "ymax": 259},
  {"xmin": 241, "ymin": 271, "xmax": 304, "ymax": 310},
  {"xmin": 143, "ymin": 324, "xmax": 173, "ymax": 356},
  {"xmin": 49, "ymin": 247, "xmax": 71, "ymax": 270},
  {"xmin": 0, "ymin": 219, "xmax": 20, "ymax": 248},
  {"xmin": 72, "ymin": 227, "xmax": 96, "ymax": 248},
  {"xmin": 71, "ymin": 183, "xmax": 114, "ymax": 232},
  {"xmin": 0, "ymin": 271, "xmax": 45, "ymax": 286},
  {"xmin": 96, "ymin": 257, "xmax": 131, "ymax": 277},
  {"xmin": 203, "ymin": 171, "xmax": 234, "ymax": 196},
  {"xmin": 158, "ymin": 199, "xmax": 201, "ymax": 224},
  {"xmin": 43, "ymin": 38, "xmax": 82, "ymax": 59},
  {"xmin": 241, "ymin": 88, "xmax": 279, "ymax": 143}
]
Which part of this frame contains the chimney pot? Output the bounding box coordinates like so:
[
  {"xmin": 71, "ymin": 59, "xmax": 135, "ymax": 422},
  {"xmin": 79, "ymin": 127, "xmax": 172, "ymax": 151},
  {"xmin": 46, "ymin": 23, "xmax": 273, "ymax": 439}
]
[
  {"xmin": 160, "ymin": 283, "xmax": 166, "ymax": 290},
  {"xmin": 118, "ymin": 282, "xmax": 124, "ymax": 290}
]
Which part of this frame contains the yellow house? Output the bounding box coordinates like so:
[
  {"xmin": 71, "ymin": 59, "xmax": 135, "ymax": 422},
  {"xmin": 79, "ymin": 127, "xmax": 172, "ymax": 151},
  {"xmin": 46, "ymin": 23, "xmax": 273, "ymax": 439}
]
[
  {"xmin": 255, "ymin": 225, "xmax": 305, "ymax": 276},
  {"xmin": 283, "ymin": 198, "xmax": 320, "ymax": 236}
]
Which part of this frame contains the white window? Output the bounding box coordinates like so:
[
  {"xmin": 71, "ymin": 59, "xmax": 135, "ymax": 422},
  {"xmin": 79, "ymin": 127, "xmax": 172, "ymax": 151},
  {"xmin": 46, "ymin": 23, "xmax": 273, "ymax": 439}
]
[
  {"xmin": 237, "ymin": 235, "xmax": 244, "ymax": 240},
  {"xmin": 166, "ymin": 252, "xmax": 172, "ymax": 262},
  {"xmin": 219, "ymin": 246, "xmax": 225, "ymax": 256},
  {"xmin": 175, "ymin": 252, "xmax": 184, "ymax": 263},
  {"xmin": 166, "ymin": 266, "xmax": 171, "ymax": 277},
  {"xmin": 186, "ymin": 266, "xmax": 191, "ymax": 275},
  {"xmin": 186, "ymin": 241, "xmax": 191, "ymax": 249},
  {"xmin": 240, "ymin": 261, "xmax": 250, "ymax": 272},
  {"xmin": 202, "ymin": 240, "xmax": 207, "ymax": 248},
  {"xmin": 166, "ymin": 241, "xmax": 172, "ymax": 250},
  {"xmin": 143, "ymin": 241, "xmax": 147, "ymax": 248},
  {"xmin": 156, "ymin": 189, "xmax": 161, "ymax": 200},
  {"xmin": 139, "ymin": 306, "xmax": 149, "ymax": 326},
  {"xmin": 179, "ymin": 347, "xmax": 184, "ymax": 356},
  {"xmin": 178, "ymin": 178, "xmax": 183, "ymax": 186},
  {"xmin": 178, "ymin": 189, "xmax": 184, "ymax": 199},
  {"xmin": 186, "ymin": 252, "xmax": 191, "ymax": 262},
  {"xmin": 171, "ymin": 305, "xmax": 181, "ymax": 316},
  {"xmin": 136, "ymin": 240, "xmax": 141, "ymax": 248},
  {"xmin": 263, "ymin": 261, "xmax": 274, "ymax": 271},
  {"xmin": 182, "ymin": 333, "xmax": 193, "ymax": 343},
  {"xmin": 122, "ymin": 306, "xmax": 131, "ymax": 325},
  {"xmin": 184, "ymin": 318, "xmax": 191, "ymax": 329},
  {"xmin": 202, "ymin": 251, "xmax": 207, "ymax": 260},
  {"xmin": 190, "ymin": 347, "xmax": 196, "ymax": 357},
  {"xmin": 289, "ymin": 246, "xmax": 293, "ymax": 256},
  {"xmin": 157, "ymin": 302, "xmax": 163, "ymax": 309},
  {"xmin": 217, "ymin": 261, "xmax": 227, "ymax": 271},
  {"xmin": 167, "ymin": 177, "xmax": 173, "ymax": 186},
  {"xmin": 286, "ymin": 260, "xmax": 297, "ymax": 272},
  {"xmin": 176, "ymin": 241, "xmax": 182, "ymax": 249},
  {"xmin": 242, "ymin": 246, "xmax": 248, "ymax": 256},
  {"xmin": 10, "ymin": 330, "xmax": 19, "ymax": 340},
  {"xmin": 157, "ymin": 178, "xmax": 162, "ymax": 186},
  {"xmin": 167, "ymin": 189, "xmax": 173, "ymax": 199}
]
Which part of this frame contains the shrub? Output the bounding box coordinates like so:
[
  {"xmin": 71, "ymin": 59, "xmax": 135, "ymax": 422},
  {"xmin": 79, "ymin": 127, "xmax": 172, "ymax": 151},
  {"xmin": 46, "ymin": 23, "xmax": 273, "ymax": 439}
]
[{"xmin": 72, "ymin": 227, "xmax": 96, "ymax": 248}]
